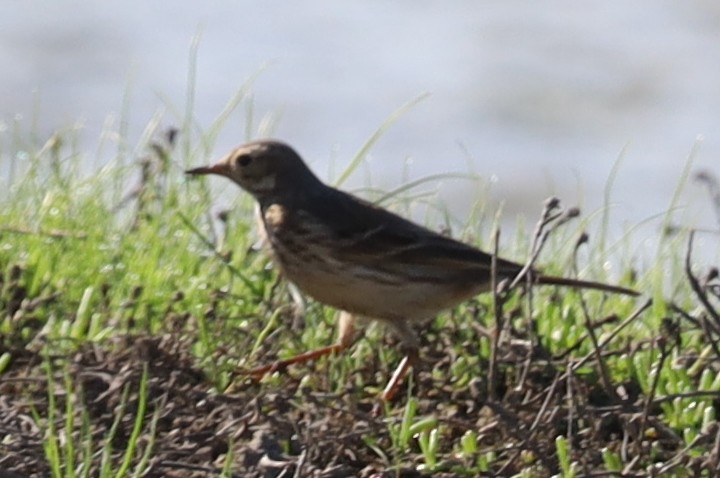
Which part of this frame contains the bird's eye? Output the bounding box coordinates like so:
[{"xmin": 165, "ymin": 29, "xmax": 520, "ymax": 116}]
[{"xmin": 236, "ymin": 154, "xmax": 252, "ymax": 167}]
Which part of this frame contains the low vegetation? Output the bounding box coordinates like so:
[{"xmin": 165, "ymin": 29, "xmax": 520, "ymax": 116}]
[{"xmin": 1, "ymin": 112, "xmax": 720, "ymax": 477}]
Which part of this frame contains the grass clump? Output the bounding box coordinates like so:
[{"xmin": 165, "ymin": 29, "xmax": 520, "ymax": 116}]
[{"xmin": 1, "ymin": 105, "xmax": 720, "ymax": 477}]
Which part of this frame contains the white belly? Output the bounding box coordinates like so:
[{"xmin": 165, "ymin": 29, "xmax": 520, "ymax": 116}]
[{"xmin": 279, "ymin": 255, "xmax": 481, "ymax": 321}]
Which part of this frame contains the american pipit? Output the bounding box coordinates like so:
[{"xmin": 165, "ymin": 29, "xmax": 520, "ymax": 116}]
[{"xmin": 187, "ymin": 140, "xmax": 637, "ymax": 402}]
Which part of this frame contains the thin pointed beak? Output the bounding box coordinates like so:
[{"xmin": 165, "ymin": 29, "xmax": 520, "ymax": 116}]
[{"xmin": 185, "ymin": 162, "xmax": 229, "ymax": 176}]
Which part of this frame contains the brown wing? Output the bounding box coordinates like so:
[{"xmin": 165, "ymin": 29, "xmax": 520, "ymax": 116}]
[{"xmin": 300, "ymin": 186, "xmax": 525, "ymax": 284}]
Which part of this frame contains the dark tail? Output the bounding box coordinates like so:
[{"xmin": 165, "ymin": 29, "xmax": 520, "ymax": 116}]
[{"xmin": 536, "ymin": 275, "xmax": 639, "ymax": 296}]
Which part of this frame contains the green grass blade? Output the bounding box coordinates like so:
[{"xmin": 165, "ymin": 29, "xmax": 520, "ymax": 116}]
[{"xmin": 334, "ymin": 92, "xmax": 431, "ymax": 187}]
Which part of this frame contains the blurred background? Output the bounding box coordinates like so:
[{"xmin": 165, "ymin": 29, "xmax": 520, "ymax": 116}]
[{"xmin": 2, "ymin": 1, "xmax": 720, "ymax": 259}]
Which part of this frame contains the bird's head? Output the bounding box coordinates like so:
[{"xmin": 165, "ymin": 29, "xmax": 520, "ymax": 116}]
[{"xmin": 186, "ymin": 140, "xmax": 320, "ymax": 200}]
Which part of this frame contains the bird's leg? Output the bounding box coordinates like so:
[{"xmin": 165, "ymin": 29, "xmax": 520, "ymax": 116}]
[
  {"xmin": 244, "ymin": 311, "xmax": 356, "ymax": 378},
  {"xmin": 380, "ymin": 347, "xmax": 419, "ymax": 402},
  {"xmin": 377, "ymin": 320, "xmax": 421, "ymax": 404}
]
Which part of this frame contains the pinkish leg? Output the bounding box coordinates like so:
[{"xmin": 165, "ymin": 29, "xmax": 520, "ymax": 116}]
[{"xmin": 244, "ymin": 311, "xmax": 356, "ymax": 378}]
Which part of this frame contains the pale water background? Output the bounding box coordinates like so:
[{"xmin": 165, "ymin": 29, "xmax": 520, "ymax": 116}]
[{"xmin": 2, "ymin": 1, "xmax": 720, "ymax": 265}]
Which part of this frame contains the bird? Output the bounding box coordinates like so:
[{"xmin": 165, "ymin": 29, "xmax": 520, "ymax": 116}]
[{"xmin": 186, "ymin": 140, "xmax": 638, "ymax": 403}]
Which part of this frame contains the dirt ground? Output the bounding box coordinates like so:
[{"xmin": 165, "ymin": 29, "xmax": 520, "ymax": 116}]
[{"xmin": 2, "ymin": 318, "xmax": 716, "ymax": 478}]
